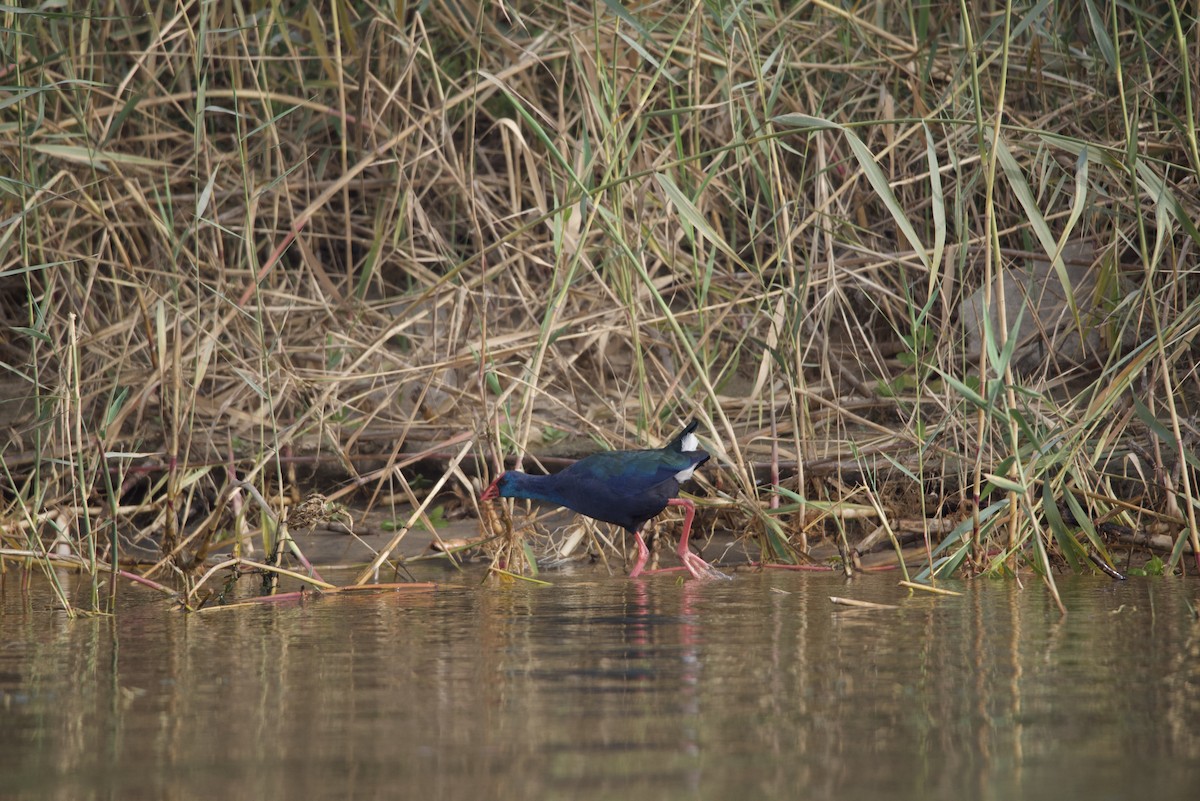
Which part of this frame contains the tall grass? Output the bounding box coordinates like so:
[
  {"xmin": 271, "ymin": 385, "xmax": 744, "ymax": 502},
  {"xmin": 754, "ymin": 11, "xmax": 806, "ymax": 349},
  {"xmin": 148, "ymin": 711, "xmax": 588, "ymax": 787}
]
[{"xmin": 2, "ymin": 1, "xmax": 1198, "ymax": 610}]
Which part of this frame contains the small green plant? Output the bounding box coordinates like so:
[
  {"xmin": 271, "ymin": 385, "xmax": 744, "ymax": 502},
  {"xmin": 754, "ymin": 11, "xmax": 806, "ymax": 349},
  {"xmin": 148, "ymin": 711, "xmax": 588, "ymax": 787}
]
[
  {"xmin": 1128, "ymin": 555, "xmax": 1165, "ymax": 577},
  {"xmin": 384, "ymin": 505, "xmax": 449, "ymax": 531},
  {"xmin": 540, "ymin": 426, "xmax": 567, "ymax": 446}
]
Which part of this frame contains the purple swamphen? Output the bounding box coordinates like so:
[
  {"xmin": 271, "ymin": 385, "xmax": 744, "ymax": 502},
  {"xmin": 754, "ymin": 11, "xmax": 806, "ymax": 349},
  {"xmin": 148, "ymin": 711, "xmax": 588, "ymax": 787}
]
[{"xmin": 480, "ymin": 420, "xmax": 728, "ymax": 580}]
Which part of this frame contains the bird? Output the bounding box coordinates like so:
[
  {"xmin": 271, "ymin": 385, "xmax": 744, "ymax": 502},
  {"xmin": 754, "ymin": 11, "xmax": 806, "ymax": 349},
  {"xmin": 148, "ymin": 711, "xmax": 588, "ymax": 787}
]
[{"xmin": 480, "ymin": 420, "xmax": 728, "ymax": 580}]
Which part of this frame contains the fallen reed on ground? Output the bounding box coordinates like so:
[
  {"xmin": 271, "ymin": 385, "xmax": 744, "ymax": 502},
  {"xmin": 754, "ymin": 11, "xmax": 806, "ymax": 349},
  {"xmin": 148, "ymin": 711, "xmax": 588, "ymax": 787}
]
[{"xmin": 2, "ymin": 1, "xmax": 1198, "ymax": 612}]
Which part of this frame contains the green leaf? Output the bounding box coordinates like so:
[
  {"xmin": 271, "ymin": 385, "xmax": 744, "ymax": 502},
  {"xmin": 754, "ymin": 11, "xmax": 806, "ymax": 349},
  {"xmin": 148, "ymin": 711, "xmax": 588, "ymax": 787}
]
[
  {"xmin": 1062, "ymin": 489, "xmax": 1110, "ymax": 564},
  {"xmin": 1042, "ymin": 480, "xmax": 1083, "ymax": 571},
  {"xmin": 32, "ymin": 143, "xmax": 169, "ymax": 169},
  {"xmin": 616, "ymin": 31, "xmax": 679, "ymax": 86},
  {"xmin": 103, "ymin": 386, "xmax": 130, "ymax": 431},
  {"xmin": 478, "ymin": 71, "xmax": 582, "ymax": 194},
  {"xmin": 985, "ymin": 473, "xmax": 1026, "ymax": 494},
  {"xmin": 1082, "ymin": 0, "xmax": 1118, "ymax": 71},
  {"xmin": 935, "ymin": 367, "xmax": 991, "ymax": 413},
  {"xmin": 773, "ymin": 113, "xmax": 929, "ymax": 271},
  {"xmin": 196, "ymin": 168, "xmax": 219, "ymax": 219},
  {"xmin": 655, "ymin": 173, "xmax": 742, "ymax": 266},
  {"xmin": 11, "ymin": 325, "xmax": 50, "ymax": 343},
  {"xmin": 1134, "ymin": 159, "xmax": 1200, "ymax": 248},
  {"xmin": 1128, "ymin": 555, "xmax": 1164, "ymax": 577},
  {"xmin": 232, "ymin": 368, "xmax": 268, "ymax": 400},
  {"xmin": 993, "ymin": 132, "xmax": 1080, "ymax": 326},
  {"xmin": 1133, "ymin": 396, "xmax": 1200, "ymax": 472},
  {"xmin": 423, "ymin": 506, "xmax": 450, "ymax": 529},
  {"xmin": 0, "ymin": 261, "xmax": 68, "ymax": 280},
  {"xmin": 760, "ymin": 516, "xmax": 794, "ymax": 564},
  {"xmin": 924, "ymin": 122, "xmax": 946, "ymax": 278},
  {"xmin": 522, "ymin": 540, "xmax": 539, "ymax": 578},
  {"xmin": 994, "ymin": 300, "xmax": 1026, "ymax": 380},
  {"xmin": 916, "ymin": 499, "xmax": 1009, "ymax": 581},
  {"xmin": 600, "ymin": 0, "xmax": 654, "ymax": 41},
  {"xmin": 1009, "ymin": 408, "xmax": 1040, "ymax": 450},
  {"xmin": 772, "ymin": 485, "xmax": 805, "ymax": 504}
]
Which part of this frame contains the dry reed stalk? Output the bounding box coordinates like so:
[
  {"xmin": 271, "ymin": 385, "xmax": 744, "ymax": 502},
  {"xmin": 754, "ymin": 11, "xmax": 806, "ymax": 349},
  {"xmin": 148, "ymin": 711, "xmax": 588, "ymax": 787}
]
[{"xmin": 2, "ymin": 2, "xmax": 1199, "ymax": 609}]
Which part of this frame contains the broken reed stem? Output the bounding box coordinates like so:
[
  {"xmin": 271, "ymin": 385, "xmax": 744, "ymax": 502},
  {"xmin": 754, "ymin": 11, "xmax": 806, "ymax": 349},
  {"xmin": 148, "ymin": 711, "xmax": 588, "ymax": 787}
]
[
  {"xmin": 354, "ymin": 439, "xmax": 475, "ymax": 585},
  {"xmin": 0, "ymin": 549, "xmax": 176, "ymax": 597},
  {"xmin": 188, "ymin": 558, "xmax": 338, "ymax": 605},
  {"xmin": 232, "ymin": 480, "xmax": 324, "ymax": 584}
]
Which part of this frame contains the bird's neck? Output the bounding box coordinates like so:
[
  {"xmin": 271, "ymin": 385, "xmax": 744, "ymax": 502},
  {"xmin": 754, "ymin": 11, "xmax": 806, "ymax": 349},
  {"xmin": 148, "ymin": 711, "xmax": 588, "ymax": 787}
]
[{"xmin": 504, "ymin": 472, "xmax": 565, "ymax": 504}]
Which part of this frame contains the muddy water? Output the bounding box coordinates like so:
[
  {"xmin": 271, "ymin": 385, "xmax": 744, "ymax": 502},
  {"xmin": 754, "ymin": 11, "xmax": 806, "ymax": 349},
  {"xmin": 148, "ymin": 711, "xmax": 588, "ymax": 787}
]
[{"xmin": 2, "ymin": 568, "xmax": 1198, "ymax": 800}]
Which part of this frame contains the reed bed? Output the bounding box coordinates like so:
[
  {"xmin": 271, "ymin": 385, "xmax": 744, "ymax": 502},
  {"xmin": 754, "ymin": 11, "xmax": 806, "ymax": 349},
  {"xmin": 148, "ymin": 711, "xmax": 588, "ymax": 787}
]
[{"xmin": 2, "ymin": 1, "xmax": 1198, "ymax": 612}]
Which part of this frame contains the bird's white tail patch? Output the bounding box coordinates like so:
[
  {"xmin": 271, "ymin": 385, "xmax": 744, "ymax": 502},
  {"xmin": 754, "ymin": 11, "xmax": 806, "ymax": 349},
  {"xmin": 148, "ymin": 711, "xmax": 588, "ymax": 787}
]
[
  {"xmin": 674, "ymin": 464, "xmax": 698, "ymax": 482},
  {"xmin": 680, "ymin": 432, "xmax": 699, "ymax": 452}
]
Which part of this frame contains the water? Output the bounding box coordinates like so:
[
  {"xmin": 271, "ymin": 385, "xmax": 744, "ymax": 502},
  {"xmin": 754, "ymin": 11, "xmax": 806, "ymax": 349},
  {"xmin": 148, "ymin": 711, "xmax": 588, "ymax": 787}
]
[{"xmin": 2, "ymin": 568, "xmax": 1198, "ymax": 800}]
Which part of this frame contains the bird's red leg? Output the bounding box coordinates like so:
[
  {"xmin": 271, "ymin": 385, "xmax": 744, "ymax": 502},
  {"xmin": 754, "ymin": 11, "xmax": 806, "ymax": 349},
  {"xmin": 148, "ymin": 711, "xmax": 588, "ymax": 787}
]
[
  {"xmin": 630, "ymin": 532, "xmax": 687, "ymax": 577},
  {"xmin": 628, "ymin": 531, "xmax": 650, "ymax": 578},
  {"xmin": 667, "ymin": 498, "xmax": 730, "ymax": 580}
]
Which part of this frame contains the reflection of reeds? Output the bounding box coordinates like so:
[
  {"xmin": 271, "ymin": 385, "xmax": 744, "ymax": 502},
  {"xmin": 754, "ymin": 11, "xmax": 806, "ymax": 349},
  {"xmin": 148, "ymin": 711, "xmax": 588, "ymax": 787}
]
[{"xmin": 2, "ymin": 2, "xmax": 1198, "ymax": 610}]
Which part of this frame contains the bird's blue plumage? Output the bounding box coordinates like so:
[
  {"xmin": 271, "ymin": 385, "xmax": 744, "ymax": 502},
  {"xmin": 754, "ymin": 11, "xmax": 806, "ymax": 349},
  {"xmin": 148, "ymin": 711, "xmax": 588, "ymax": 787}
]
[{"xmin": 486, "ymin": 420, "xmax": 709, "ymax": 533}]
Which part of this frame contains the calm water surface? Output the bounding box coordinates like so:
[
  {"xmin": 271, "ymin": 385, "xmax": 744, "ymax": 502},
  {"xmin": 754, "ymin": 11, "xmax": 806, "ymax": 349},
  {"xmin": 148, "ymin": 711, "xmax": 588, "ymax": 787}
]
[{"xmin": 2, "ymin": 568, "xmax": 1198, "ymax": 800}]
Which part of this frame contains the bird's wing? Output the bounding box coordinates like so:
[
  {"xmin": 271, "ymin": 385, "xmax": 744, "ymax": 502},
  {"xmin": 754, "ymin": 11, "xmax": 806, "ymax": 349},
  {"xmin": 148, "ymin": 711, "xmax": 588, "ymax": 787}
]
[{"xmin": 573, "ymin": 449, "xmax": 701, "ymax": 498}]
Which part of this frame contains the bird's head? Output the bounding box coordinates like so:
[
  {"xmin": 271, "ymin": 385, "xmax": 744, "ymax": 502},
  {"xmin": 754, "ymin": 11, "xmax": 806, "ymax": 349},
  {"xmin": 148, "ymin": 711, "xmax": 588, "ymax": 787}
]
[{"xmin": 480, "ymin": 471, "xmax": 513, "ymax": 501}]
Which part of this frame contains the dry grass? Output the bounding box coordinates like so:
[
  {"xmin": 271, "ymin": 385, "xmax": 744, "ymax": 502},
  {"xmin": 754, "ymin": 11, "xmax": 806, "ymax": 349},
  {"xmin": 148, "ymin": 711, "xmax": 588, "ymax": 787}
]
[{"xmin": 2, "ymin": 1, "xmax": 1199, "ymax": 610}]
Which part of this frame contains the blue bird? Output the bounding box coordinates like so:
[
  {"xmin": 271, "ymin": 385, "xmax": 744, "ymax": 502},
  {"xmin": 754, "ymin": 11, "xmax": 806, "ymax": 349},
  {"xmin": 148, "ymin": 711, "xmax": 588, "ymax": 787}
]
[{"xmin": 480, "ymin": 420, "xmax": 727, "ymax": 579}]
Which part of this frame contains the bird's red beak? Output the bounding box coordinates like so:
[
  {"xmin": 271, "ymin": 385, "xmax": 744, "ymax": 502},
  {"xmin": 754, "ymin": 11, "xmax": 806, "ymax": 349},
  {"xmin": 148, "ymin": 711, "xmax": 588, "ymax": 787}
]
[{"xmin": 480, "ymin": 476, "xmax": 502, "ymax": 501}]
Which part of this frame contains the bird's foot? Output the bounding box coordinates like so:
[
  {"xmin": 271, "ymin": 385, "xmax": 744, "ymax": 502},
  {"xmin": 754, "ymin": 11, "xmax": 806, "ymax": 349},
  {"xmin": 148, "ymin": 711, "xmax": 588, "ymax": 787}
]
[
  {"xmin": 628, "ymin": 532, "xmax": 651, "ymax": 578},
  {"xmin": 679, "ymin": 549, "xmax": 732, "ymax": 581}
]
